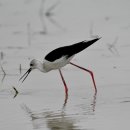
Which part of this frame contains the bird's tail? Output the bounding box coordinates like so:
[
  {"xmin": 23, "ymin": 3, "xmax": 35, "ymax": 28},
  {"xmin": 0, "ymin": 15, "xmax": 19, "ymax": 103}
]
[{"xmin": 69, "ymin": 37, "xmax": 101, "ymax": 56}]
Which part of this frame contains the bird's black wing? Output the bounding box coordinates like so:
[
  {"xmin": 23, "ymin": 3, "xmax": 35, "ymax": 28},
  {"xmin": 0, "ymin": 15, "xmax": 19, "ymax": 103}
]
[
  {"xmin": 45, "ymin": 38, "xmax": 100, "ymax": 62},
  {"xmin": 44, "ymin": 45, "xmax": 72, "ymax": 62}
]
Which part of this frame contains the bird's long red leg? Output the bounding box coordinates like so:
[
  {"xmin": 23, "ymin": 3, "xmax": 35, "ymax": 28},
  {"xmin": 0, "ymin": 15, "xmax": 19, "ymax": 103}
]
[
  {"xmin": 69, "ymin": 62, "xmax": 97, "ymax": 93},
  {"xmin": 59, "ymin": 69, "xmax": 68, "ymax": 95}
]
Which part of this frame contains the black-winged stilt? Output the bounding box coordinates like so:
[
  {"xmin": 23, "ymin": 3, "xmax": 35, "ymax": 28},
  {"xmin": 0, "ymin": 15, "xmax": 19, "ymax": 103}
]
[{"xmin": 19, "ymin": 38, "xmax": 101, "ymax": 94}]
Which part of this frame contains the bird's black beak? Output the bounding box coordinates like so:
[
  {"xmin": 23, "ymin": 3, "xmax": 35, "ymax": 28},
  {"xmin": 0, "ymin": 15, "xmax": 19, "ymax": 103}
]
[{"xmin": 19, "ymin": 68, "xmax": 32, "ymax": 83}]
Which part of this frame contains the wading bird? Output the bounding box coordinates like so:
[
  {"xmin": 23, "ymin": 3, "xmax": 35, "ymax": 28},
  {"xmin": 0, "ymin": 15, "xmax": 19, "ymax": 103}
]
[{"xmin": 20, "ymin": 38, "xmax": 101, "ymax": 94}]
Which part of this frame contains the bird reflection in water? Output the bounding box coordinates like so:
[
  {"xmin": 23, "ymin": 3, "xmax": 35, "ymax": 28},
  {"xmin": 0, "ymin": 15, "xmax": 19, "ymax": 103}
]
[{"xmin": 21, "ymin": 93, "xmax": 97, "ymax": 130}]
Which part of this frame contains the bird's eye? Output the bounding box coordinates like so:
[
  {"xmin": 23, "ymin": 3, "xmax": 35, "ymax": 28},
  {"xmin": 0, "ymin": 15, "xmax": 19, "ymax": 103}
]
[{"xmin": 30, "ymin": 63, "xmax": 33, "ymax": 66}]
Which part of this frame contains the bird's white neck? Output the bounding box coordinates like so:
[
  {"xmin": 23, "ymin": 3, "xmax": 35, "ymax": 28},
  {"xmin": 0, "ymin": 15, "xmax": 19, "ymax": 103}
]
[
  {"xmin": 35, "ymin": 60, "xmax": 51, "ymax": 73},
  {"xmin": 35, "ymin": 60, "xmax": 47, "ymax": 73}
]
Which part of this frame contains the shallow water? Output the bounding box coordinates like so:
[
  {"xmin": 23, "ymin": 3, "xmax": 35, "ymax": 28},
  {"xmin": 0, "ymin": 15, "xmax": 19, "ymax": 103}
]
[
  {"xmin": 0, "ymin": 0, "xmax": 130, "ymax": 130},
  {"xmin": 0, "ymin": 66, "xmax": 130, "ymax": 130}
]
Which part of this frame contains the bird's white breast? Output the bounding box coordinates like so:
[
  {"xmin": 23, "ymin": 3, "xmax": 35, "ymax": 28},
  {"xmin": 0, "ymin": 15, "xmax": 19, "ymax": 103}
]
[{"xmin": 43, "ymin": 55, "xmax": 74, "ymax": 72}]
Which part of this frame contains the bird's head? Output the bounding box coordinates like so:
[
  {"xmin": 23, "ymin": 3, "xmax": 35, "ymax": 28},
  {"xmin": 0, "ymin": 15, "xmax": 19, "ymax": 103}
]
[
  {"xmin": 29, "ymin": 59, "xmax": 39, "ymax": 69},
  {"xmin": 19, "ymin": 59, "xmax": 40, "ymax": 83}
]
